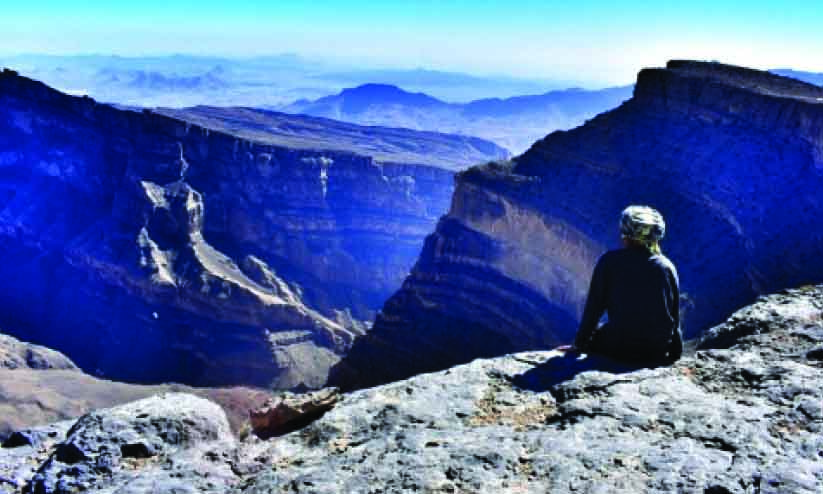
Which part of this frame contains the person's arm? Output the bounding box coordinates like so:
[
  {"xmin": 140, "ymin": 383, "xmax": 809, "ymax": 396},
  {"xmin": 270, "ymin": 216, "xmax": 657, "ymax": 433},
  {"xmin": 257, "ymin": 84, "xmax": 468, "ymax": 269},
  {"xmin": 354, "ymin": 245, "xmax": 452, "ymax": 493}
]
[
  {"xmin": 575, "ymin": 255, "xmax": 608, "ymax": 351},
  {"xmin": 666, "ymin": 268, "xmax": 683, "ymax": 362},
  {"xmin": 667, "ymin": 327, "xmax": 683, "ymax": 362}
]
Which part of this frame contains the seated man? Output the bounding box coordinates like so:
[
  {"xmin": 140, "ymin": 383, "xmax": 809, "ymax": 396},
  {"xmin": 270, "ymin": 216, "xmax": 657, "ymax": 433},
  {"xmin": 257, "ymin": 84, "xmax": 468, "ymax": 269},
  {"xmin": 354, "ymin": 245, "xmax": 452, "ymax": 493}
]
[{"xmin": 573, "ymin": 205, "xmax": 682, "ymax": 365}]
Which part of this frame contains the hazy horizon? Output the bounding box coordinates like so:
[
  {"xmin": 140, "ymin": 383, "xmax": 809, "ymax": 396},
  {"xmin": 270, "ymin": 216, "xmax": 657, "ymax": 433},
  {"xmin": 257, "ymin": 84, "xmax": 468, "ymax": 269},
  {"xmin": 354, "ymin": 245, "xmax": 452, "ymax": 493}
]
[
  {"xmin": 4, "ymin": 1, "xmax": 823, "ymax": 87},
  {"xmin": 0, "ymin": 52, "xmax": 596, "ymax": 88}
]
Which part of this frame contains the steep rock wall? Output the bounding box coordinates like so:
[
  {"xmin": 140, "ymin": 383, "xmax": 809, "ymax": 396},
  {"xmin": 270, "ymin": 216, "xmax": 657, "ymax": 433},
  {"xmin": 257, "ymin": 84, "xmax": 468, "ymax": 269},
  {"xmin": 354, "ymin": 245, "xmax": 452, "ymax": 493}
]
[
  {"xmin": 0, "ymin": 69, "xmax": 494, "ymax": 387},
  {"xmin": 332, "ymin": 61, "xmax": 823, "ymax": 389}
]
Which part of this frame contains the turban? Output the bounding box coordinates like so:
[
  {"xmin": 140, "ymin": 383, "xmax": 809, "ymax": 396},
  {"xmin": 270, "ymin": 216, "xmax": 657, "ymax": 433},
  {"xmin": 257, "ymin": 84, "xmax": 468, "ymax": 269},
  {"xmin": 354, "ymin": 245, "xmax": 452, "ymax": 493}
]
[{"xmin": 620, "ymin": 205, "xmax": 665, "ymax": 246}]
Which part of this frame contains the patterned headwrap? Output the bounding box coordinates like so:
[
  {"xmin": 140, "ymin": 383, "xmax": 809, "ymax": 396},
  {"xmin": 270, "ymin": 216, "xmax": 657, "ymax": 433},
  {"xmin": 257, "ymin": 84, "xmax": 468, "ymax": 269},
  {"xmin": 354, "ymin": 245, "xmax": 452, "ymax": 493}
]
[{"xmin": 620, "ymin": 205, "xmax": 665, "ymax": 252}]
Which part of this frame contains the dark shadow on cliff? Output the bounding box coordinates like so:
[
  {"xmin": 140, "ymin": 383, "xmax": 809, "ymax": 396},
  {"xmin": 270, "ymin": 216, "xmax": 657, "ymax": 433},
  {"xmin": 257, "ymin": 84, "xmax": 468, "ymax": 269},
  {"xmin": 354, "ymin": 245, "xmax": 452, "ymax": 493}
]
[{"xmin": 509, "ymin": 350, "xmax": 657, "ymax": 392}]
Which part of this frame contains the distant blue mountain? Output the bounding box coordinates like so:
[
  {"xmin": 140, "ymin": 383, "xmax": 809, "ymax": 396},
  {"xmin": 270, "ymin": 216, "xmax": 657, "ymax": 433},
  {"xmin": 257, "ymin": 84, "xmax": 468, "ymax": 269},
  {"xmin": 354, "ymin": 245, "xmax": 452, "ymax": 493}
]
[
  {"xmin": 282, "ymin": 83, "xmax": 634, "ymax": 153},
  {"xmin": 117, "ymin": 68, "xmax": 228, "ymax": 91},
  {"xmin": 771, "ymin": 69, "xmax": 823, "ymax": 87},
  {"xmin": 317, "ymin": 68, "xmax": 524, "ymax": 87},
  {"xmin": 0, "ymin": 54, "xmax": 580, "ymax": 107},
  {"xmin": 333, "ymin": 84, "xmax": 446, "ymax": 113},
  {"xmin": 311, "ymin": 68, "xmax": 565, "ymax": 100},
  {"xmin": 462, "ymin": 86, "xmax": 634, "ymax": 117}
]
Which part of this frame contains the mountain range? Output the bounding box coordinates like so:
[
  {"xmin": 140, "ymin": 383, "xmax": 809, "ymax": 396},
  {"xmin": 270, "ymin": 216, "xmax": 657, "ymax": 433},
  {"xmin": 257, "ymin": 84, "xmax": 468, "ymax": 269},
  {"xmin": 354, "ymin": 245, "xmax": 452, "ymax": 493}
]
[
  {"xmin": 0, "ymin": 54, "xmax": 575, "ymax": 108},
  {"xmin": 278, "ymin": 69, "xmax": 823, "ymax": 155},
  {"xmin": 280, "ymin": 83, "xmax": 635, "ymax": 154}
]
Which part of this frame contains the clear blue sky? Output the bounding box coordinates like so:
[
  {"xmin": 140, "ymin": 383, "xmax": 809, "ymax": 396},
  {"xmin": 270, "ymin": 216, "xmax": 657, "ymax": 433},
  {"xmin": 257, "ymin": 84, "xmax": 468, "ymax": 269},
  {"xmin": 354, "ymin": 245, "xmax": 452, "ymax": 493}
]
[{"xmin": 2, "ymin": 0, "xmax": 821, "ymax": 85}]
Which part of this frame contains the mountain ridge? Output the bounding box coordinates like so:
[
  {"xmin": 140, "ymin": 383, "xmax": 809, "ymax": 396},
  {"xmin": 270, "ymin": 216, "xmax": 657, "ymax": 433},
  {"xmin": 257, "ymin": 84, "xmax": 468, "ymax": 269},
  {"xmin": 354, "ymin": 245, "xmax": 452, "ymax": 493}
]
[
  {"xmin": 0, "ymin": 54, "xmax": 579, "ymax": 108},
  {"xmin": 156, "ymin": 105, "xmax": 509, "ymax": 170},
  {"xmin": 281, "ymin": 83, "xmax": 634, "ymax": 153}
]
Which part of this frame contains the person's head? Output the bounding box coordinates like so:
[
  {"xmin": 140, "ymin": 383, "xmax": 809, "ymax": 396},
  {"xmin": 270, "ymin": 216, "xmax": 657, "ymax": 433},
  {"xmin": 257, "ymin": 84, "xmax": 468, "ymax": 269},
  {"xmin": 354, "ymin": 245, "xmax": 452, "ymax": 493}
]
[{"xmin": 619, "ymin": 205, "xmax": 666, "ymax": 254}]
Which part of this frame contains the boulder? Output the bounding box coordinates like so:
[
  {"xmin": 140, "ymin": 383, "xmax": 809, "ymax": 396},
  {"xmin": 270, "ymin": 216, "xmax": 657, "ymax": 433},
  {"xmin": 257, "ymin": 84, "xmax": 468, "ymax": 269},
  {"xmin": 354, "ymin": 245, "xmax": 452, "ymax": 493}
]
[
  {"xmin": 0, "ymin": 422, "xmax": 72, "ymax": 494},
  {"xmin": 249, "ymin": 388, "xmax": 340, "ymax": 439},
  {"xmin": 0, "ymin": 333, "xmax": 274, "ymax": 444},
  {"xmin": 25, "ymin": 393, "xmax": 238, "ymax": 494}
]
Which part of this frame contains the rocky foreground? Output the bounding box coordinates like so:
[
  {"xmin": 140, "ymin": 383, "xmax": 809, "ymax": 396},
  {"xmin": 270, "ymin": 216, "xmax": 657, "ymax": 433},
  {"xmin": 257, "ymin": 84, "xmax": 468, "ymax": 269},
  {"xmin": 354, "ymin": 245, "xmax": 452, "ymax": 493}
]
[{"xmin": 2, "ymin": 285, "xmax": 821, "ymax": 493}]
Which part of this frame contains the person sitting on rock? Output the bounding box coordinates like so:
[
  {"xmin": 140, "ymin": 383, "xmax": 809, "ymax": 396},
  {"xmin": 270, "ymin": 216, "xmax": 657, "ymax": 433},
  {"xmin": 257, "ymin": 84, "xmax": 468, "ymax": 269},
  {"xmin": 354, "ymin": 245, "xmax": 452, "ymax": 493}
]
[{"xmin": 572, "ymin": 205, "xmax": 682, "ymax": 365}]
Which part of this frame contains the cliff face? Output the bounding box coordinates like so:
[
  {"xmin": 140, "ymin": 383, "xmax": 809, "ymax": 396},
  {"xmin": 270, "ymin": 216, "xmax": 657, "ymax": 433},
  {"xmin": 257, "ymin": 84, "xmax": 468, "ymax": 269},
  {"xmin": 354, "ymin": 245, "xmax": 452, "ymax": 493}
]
[
  {"xmin": 0, "ymin": 69, "xmax": 504, "ymax": 388},
  {"xmin": 155, "ymin": 105, "xmax": 509, "ymax": 169},
  {"xmin": 332, "ymin": 61, "xmax": 823, "ymax": 389}
]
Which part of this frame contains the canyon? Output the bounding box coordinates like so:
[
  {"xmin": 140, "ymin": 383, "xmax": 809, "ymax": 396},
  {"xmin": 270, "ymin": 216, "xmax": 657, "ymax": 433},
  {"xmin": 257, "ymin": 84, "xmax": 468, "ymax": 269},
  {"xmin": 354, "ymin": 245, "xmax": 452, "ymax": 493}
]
[{"xmin": 0, "ymin": 68, "xmax": 507, "ymax": 388}]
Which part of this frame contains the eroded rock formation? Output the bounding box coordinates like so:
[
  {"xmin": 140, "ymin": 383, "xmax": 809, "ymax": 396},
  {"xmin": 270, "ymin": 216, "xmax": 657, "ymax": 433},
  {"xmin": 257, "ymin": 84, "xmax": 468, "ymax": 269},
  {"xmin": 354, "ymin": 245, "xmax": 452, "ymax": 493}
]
[
  {"xmin": 0, "ymin": 69, "xmax": 506, "ymax": 387},
  {"xmin": 332, "ymin": 61, "xmax": 823, "ymax": 389},
  {"xmin": 249, "ymin": 388, "xmax": 340, "ymax": 439}
]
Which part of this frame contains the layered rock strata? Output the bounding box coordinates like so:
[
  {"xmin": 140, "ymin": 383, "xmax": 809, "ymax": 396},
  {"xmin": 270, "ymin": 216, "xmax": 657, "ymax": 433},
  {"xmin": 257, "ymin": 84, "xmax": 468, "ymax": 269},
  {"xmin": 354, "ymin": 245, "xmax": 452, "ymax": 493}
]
[
  {"xmin": 0, "ymin": 69, "xmax": 504, "ymax": 387},
  {"xmin": 332, "ymin": 61, "xmax": 823, "ymax": 389}
]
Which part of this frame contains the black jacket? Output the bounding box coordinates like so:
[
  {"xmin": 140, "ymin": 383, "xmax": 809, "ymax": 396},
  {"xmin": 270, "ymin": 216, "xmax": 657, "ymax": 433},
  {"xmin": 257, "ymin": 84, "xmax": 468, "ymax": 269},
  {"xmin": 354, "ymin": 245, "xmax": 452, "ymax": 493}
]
[{"xmin": 574, "ymin": 246, "xmax": 682, "ymax": 364}]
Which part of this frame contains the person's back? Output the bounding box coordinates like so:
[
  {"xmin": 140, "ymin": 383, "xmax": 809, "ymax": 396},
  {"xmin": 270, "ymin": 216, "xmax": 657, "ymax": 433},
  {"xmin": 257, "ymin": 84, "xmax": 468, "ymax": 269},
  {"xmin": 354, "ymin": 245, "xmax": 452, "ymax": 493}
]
[{"xmin": 574, "ymin": 205, "xmax": 682, "ymax": 365}]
